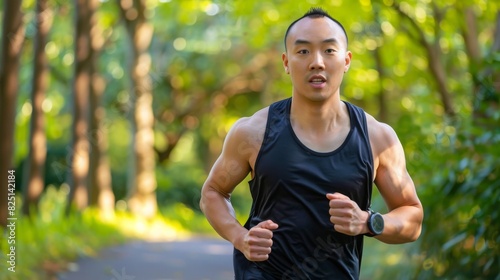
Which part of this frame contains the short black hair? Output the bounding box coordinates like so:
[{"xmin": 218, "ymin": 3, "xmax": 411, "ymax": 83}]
[{"xmin": 284, "ymin": 7, "xmax": 348, "ymax": 51}]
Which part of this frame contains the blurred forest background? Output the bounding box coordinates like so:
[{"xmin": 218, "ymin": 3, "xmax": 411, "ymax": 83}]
[{"xmin": 0, "ymin": 0, "xmax": 499, "ymax": 279}]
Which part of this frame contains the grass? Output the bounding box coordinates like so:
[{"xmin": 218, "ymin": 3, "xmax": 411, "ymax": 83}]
[{"xmin": 0, "ymin": 185, "xmax": 194, "ymax": 280}]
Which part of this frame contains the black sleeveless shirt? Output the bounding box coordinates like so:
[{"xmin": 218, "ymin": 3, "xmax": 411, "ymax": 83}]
[{"xmin": 234, "ymin": 98, "xmax": 374, "ymax": 280}]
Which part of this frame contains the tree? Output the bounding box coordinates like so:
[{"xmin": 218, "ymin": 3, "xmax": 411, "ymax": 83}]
[
  {"xmin": 0, "ymin": 0, "xmax": 24, "ymax": 227},
  {"xmin": 389, "ymin": 0, "xmax": 456, "ymax": 118},
  {"xmin": 117, "ymin": 0, "xmax": 157, "ymax": 218},
  {"xmin": 88, "ymin": 0, "xmax": 115, "ymax": 214},
  {"xmin": 371, "ymin": 5, "xmax": 390, "ymax": 123},
  {"xmin": 22, "ymin": 0, "xmax": 51, "ymax": 217},
  {"xmin": 66, "ymin": 0, "xmax": 93, "ymax": 212},
  {"xmin": 461, "ymin": 8, "xmax": 500, "ymax": 124},
  {"xmin": 378, "ymin": 1, "xmax": 500, "ymax": 278}
]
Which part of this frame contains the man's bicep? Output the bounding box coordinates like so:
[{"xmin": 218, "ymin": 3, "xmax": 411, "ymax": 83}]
[
  {"xmin": 203, "ymin": 120, "xmax": 253, "ymax": 197},
  {"xmin": 375, "ymin": 164, "xmax": 418, "ymax": 211},
  {"xmin": 204, "ymin": 153, "xmax": 250, "ymax": 198},
  {"xmin": 374, "ymin": 127, "xmax": 420, "ymax": 210}
]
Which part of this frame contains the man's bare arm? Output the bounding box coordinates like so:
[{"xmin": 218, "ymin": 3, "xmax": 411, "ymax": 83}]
[
  {"xmin": 370, "ymin": 119, "xmax": 424, "ymax": 244},
  {"xmin": 200, "ymin": 110, "xmax": 277, "ymax": 261},
  {"xmin": 200, "ymin": 118, "xmax": 253, "ymax": 246}
]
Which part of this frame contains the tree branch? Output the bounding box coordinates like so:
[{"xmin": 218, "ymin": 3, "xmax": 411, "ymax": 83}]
[
  {"xmin": 491, "ymin": 11, "xmax": 500, "ymax": 54},
  {"xmin": 460, "ymin": 7, "xmax": 481, "ymax": 64},
  {"xmin": 391, "ymin": 1, "xmax": 430, "ymax": 49},
  {"xmin": 391, "ymin": 1, "xmax": 456, "ymax": 117}
]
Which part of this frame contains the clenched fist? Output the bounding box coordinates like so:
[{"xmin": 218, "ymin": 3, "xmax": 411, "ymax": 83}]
[
  {"xmin": 326, "ymin": 192, "xmax": 369, "ymax": 236},
  {"xmin": 239, "ymin": 220, "xmax": 278, "ymax": 261}
]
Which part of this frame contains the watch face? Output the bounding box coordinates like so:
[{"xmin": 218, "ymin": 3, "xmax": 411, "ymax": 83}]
[{"xmin": 371, "ymin": 213, "xmax": 384, "ymax": 234}]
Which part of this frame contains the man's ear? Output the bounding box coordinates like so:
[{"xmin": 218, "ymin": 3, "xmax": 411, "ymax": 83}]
[
  {"xmin": 282, "ymin": 52, "xmax": 289, "ymax": 74},
  {"xmin": 344, "ymin": 51, "xmax": 352, "ymax": 73}
]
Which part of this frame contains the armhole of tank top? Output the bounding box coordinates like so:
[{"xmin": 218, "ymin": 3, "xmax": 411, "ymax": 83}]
[
  {"xmin": 360, "ymin": 109, "xmax": 374, "ymax": 180},
  {"xmin": 248, "ymin": 105, "xmax": 274, "ymax": 183},
  {"xmin": 357, "ymin": 105, "xmax": 375, "ymax": 209}
]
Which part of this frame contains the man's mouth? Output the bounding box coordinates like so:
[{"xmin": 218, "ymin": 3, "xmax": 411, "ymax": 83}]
[{"xmin": 309, "ymin": 75, "xmax": 327, "ymax": 87}]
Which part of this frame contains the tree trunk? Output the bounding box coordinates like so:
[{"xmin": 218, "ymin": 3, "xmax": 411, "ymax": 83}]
[
  {"xmin": 372, "ymin": 6, "xmax": 389, "ymax": 123},
  {"xmin": 22, "ymin": 0, "xmax": 51, "ymax": 217},
  {"xmin": 373, "ymin": 46, "xmax": 388, "ymax": 123},
  {"xmin": 0, "ymin": 0, "xmax": 24, "ymax": 227},
  {"xmin": 66, "ymin": 0, "xmax": 92, "ymax": 213},
  {"xmin": 118, "ymin": 0, "xmax": 157, "ymax": 218},
  {"xmin": 88, "ymin": 0, "xmax": 115, "ymax": 214},
  {"xmin": 462, "ymin": 8, "xmax": 500, "ymax": 124},
  {"xmin": 425, "ymin": 44, "xmax": 456, "ymax": 117},
  {"xmin": 492, "ymin": 12, "xmax": 500, "ymax": 94}
]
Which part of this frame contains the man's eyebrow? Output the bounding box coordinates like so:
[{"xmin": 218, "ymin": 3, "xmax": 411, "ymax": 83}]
[
  {"xmin": 294, "ymin": 39, "xmax": 311, "ymax": 45},
  {"xmin": 323, "ymin": 38, "xmax": 339, "ymax": 44},
  {"xmin": 294, "ymin": 38, "xmax": 340, "ymax": 45}
]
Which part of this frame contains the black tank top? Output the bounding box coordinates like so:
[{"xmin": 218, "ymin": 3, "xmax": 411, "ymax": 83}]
[{"xmin": 233, "ymin": 98, "xmax": 374, "ymax": 280}]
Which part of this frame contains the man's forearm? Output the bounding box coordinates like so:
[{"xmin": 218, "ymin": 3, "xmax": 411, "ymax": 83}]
[
  {"xmin": 200, "ymin": 188, "xmax": 248, "ymax": 248},
  {"xmin": 376, "ymin": 205, "xmax": 423, "ymax": 244}
]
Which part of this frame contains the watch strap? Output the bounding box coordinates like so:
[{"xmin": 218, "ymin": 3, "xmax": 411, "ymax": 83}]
[{"xmin": 365, "ymin": 208, "xmax": 377, "ymax": 237}]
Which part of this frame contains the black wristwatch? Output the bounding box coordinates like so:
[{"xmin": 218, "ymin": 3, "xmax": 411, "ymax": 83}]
[{"xmin": 366, "ymin": 209, "xmax": 384, "ymax": 237}]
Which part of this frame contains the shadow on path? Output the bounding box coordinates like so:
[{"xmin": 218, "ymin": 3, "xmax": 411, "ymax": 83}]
[{"xmin": 57, "ymin": 237, "xmax": 234, "ymax": 280}]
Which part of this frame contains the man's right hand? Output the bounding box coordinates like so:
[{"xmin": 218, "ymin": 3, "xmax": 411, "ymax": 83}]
[{"xmin": 238, "ymin": 220, "xmax": 278, "ymax": 261}]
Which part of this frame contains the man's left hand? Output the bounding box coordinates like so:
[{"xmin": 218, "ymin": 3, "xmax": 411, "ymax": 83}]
[{"xmin": 326, "ymin": 192, "xmax": 369, "ymax": 236}]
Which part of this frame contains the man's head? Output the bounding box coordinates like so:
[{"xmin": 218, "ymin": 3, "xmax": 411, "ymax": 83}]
[
  {"xmin": 281, "ymin": 8, "xmax": 352, "ymax": 100},
  {"xmin": 284, "ymin": 7, "xmax": 348, "ymax": 52}
]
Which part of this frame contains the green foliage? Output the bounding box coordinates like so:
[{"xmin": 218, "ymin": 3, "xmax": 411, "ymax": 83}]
[
  {"xmin": 361, "ymin": 237, "xmax": 420, "ymax": 280},
  {"xmin": 160, "ymin": 202, "xmax": 215, "ymax": 234},
  {"xmin": 156, "ymin": 162, "xmax": 206, "ymax": 210},
  {"xmin": 0, "ymin": 185, "xmax": 202, "ymax": 280},
  {"xmin": 7, "ymin": 0, "xmax": 500, "ymax": 278},
  {"xmin": 413, "ymin": 120, "xmax": 500, "ymax": 279},
  {"xmin": 0, "ymin": 186, "xmax": 128, "ymax": 280}
]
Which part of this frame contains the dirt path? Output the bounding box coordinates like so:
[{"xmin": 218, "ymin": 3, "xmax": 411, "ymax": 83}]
[{"xmin": 56, "ymin": 237, "xmax": 234, "ymax": 280}]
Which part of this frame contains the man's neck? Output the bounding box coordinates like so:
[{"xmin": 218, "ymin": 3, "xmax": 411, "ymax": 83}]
[{"xmin": 290, "ymin": 94, "xmax": 348, "ymax": 134}]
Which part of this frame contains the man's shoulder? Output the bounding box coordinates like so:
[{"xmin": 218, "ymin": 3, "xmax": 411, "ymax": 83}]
[
  {"xmin": 229, "ymin": 106, "xmax": 269, "ymax": 139},
  {"xmin": 228, "ymin": 98, "xmax": 289, "ymax": 143},
  {"xmin": 222, "ymin": 106, "xmax": 270, "ymax": 161},
  {"xmin": 364, "ymin": 112, "xmax": 401, "ymax": 153}
]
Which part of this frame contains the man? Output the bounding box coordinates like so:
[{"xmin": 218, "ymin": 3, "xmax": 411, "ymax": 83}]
[{"xmin": 200, "ymin": 7, "xmax": 423, "ymax": 279}]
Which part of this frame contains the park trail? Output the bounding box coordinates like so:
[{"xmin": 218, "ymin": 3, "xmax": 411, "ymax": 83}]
[{"xmin": 56, "ymin": 237, "xmax": 234, "ymax": 280}]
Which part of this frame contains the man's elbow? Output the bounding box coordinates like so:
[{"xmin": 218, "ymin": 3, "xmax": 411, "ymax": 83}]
[
  {"xmin": 408, "ymin": 224, "xmax": 422, "ymax": 242},
  {"xmin": 384, "ymin": 225, "xmax": 422, "ymax": 244},
  {"xmin": 385, "ymin": 207, "xmax": 423, "ymax": 244},
  {"xmin": 199, "ymin": 186, "xmax": 210, "ymax": 215},
  {"xmin": 199, "ymin": 184, "xmax": 227, "ymax": 215},
  {"xmin": 199, "ymin": 197, "xmax": 206, "ymax": 215},
  {"xmin": 407, "ymin": 210, "xmax": 424, "ymax": 242}
]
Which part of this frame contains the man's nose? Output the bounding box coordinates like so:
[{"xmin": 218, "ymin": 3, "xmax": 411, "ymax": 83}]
[{"xmin": 310, "ymin": 52, "xmax": 325, "ymax": 70}]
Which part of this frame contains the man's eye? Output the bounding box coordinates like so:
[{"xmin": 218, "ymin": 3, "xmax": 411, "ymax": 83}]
[
  {"xmin": 298, "ymin": 50, "xmax": 309, "ymax": 54},
  {"xmin": 325, "ymin": 49, "xmax": 336, "ymax": 54}
]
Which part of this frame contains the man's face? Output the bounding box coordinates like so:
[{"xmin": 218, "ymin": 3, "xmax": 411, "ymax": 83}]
[{"xmin": 282, "ymin": 17, "xmax": 351, "ymax": 101}]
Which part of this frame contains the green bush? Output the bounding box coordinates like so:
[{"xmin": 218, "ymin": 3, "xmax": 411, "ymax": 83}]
[{"xmin": 413, "ymin": 121, "xmax": 500, "ymax": 279}]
